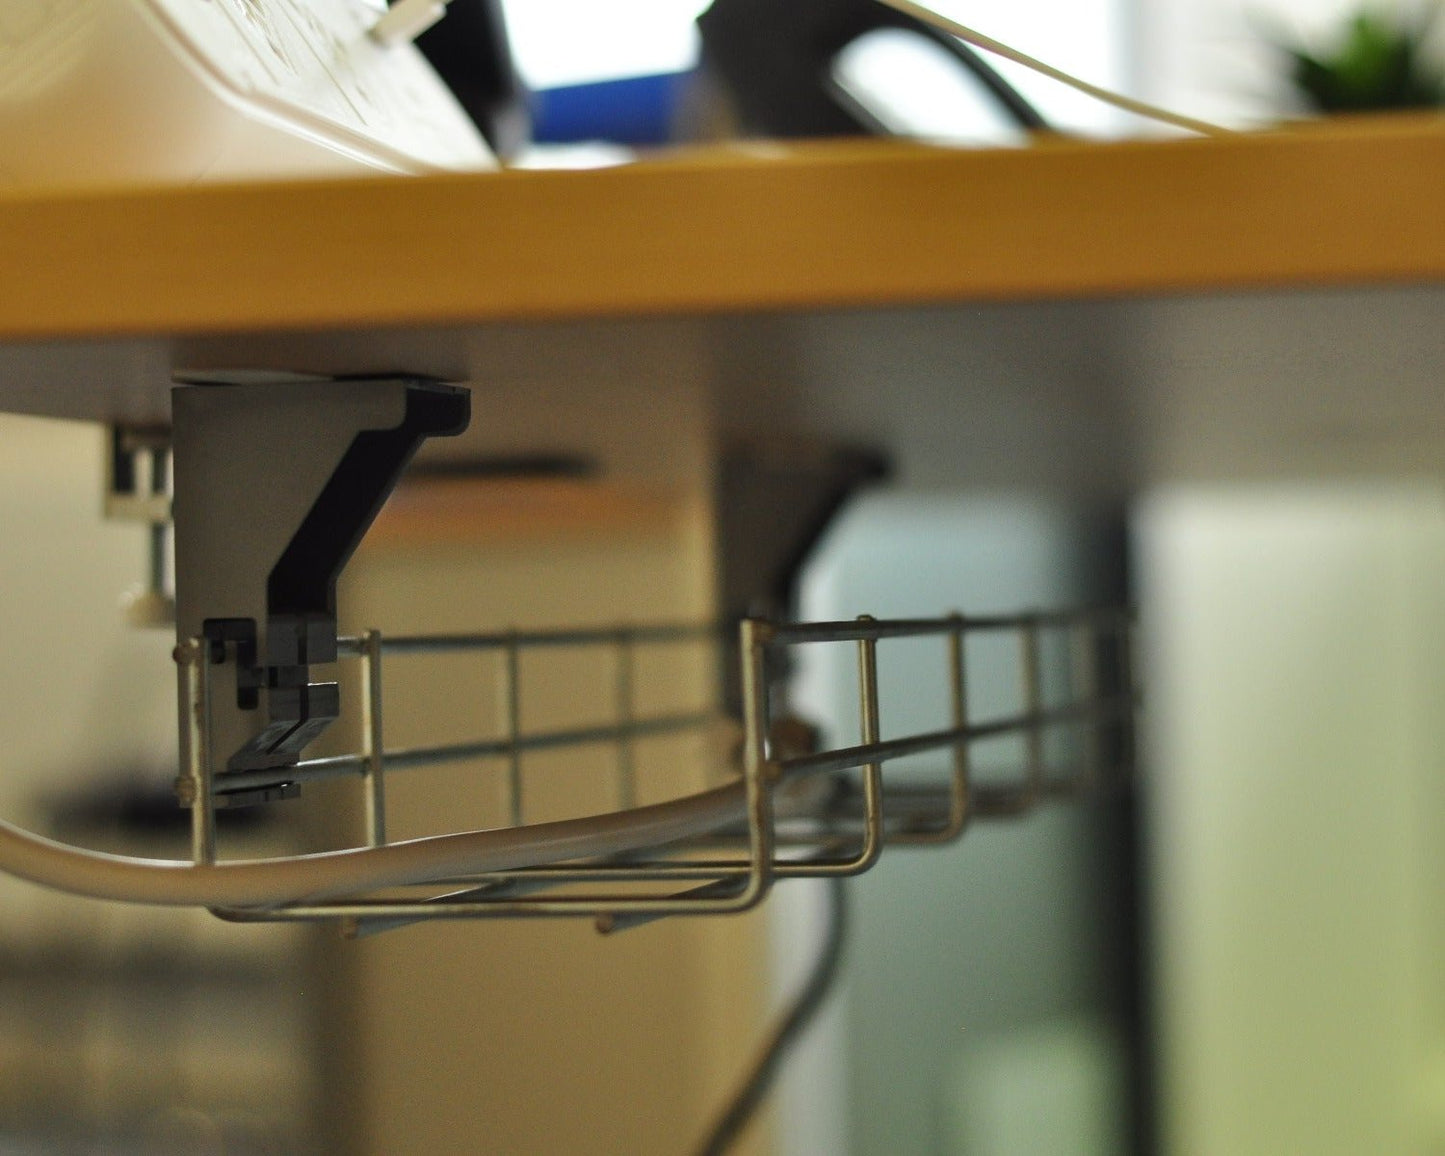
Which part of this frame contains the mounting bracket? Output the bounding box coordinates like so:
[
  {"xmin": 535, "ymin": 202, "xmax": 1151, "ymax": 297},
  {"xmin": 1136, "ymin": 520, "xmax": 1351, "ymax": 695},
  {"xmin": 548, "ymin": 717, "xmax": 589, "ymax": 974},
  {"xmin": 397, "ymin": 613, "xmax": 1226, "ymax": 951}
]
[{"xmin": 172, "ymin": 375, "xmax": 470, "ymax": 805}]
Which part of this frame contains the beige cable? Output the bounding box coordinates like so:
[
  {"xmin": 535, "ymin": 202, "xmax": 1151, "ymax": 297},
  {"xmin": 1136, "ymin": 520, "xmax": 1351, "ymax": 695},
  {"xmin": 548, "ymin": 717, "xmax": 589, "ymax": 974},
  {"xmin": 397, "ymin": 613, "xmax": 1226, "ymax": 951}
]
[
  {"xmin": 877, "ymin": 0, "xmax": 1234, "ymax": 137},
  {"xmin": 0, "ymin": 783, "xmax": 748, "ymax": 908}
]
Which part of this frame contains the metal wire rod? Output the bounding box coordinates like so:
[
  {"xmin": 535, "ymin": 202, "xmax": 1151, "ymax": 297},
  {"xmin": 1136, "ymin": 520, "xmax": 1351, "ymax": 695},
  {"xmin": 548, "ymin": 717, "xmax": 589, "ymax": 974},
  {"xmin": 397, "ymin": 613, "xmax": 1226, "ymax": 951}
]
[
  {"xmin": 213, "ymin": 710, "xmax": 714, "ymax": 792},
  {"xmin": 768, "ymin": 607, "xmax": 1129, "ymax": 645},
  {"xmin": 337, "ymin": 622, "xmax": 713, "ymax": 656},
  {"xmin": 778, "ymin": 694, "xmax": 1134, "ymax": 779},
  {"xmin": 224, "ymin": 685, "xmax": 1117, "ymax": 794},
  {"xmin": 596, "ymin": 877, "xmax": 748, "ymax": 934},
  {"xmin": 379, "ymin": 711, "xmax": 716, "ymax": 770}
]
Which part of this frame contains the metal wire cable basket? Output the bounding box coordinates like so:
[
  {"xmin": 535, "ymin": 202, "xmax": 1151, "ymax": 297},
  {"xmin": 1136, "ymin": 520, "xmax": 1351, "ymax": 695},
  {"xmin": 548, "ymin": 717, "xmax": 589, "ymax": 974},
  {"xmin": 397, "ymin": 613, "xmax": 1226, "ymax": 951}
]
[{"xmin": 175, "ymin": 607, "xmax": 1135, "ymax": 937}]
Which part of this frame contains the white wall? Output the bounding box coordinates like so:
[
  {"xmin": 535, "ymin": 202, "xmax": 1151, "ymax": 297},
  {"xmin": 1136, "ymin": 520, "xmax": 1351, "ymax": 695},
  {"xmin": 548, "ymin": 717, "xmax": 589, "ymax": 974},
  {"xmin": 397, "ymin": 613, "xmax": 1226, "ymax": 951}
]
[
  {"xmin": 1135, "ymin": 0, "xmax": 1424, "ymax": 125},
  {"xmin": 0, "ymin": 415, "xmax": 174, "ymax": 819},
  {"xmin": 1138, "ymin": 485, "xmax": 1445, "ymax": 1154}
]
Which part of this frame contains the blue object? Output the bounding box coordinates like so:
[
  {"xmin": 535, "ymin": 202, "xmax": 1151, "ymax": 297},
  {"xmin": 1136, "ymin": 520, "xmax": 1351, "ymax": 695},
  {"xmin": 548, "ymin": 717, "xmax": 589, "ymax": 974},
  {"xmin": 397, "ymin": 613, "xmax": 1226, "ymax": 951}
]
[{"xmin": 530, "ymin": 71, "xmax": 693, "ymax": 145}]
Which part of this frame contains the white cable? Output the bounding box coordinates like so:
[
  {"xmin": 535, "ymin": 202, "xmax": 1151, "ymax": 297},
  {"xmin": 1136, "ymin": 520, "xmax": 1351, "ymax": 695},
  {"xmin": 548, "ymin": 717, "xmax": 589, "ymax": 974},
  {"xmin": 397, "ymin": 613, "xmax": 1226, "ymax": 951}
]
[
  {"xmin": 0, "ymin": 783, "xmax": 748, "ymax": 908},
  {"xmin": 370, "ymin": 0, "xmax": 450, "ymax": 47},
  {"xmin": 876, "ymin": 0, "xmax": 1234, "ymax": 137}
]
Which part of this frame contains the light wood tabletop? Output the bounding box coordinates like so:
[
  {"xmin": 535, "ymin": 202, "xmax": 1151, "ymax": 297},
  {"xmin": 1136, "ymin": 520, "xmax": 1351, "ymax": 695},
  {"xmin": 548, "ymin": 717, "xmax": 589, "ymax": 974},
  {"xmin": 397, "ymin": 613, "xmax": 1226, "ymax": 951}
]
[{"xmin": 2, "ymin": 114, "xmax": 1442, "ymax": 343}]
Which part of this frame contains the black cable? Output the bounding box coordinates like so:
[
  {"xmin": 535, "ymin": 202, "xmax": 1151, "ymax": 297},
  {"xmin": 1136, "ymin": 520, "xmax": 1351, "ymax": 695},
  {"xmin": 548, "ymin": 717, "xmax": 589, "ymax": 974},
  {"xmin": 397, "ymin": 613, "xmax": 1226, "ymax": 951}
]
[
  {"xmin": 695, "ymin": 877, "xmax": 849, "ymax": 1156},
  {"xmin": 696, "ymin": 0, "xmax": 1052, "ymax": 139},
  {"xmin": 910, "ymin": 24, "xmax": 1051, "ymax": 131}
]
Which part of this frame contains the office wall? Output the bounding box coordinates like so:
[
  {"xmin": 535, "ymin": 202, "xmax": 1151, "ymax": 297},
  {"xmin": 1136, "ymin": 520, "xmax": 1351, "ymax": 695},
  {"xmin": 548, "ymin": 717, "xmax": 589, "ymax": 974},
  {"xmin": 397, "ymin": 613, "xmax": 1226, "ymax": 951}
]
[{"xmin": 1138, "ymin": 486, "xmax": 1445, "ymax": 1154}]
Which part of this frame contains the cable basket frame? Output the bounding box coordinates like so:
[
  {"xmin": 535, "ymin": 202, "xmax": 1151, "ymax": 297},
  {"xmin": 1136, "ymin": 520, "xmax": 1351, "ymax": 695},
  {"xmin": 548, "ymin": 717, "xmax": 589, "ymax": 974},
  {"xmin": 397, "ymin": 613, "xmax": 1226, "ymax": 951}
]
[{"xmin": 175, "ymin": 608, "xmax": 1136, "ymax": 937}]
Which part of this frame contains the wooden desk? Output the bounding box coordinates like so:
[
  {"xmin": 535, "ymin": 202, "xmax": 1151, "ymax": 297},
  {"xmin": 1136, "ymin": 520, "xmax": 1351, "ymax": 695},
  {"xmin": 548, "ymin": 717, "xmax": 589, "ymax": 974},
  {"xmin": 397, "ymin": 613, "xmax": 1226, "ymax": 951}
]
[{"xmin": 1, "ymin": 114, "xmax": 1442, "ymax": 488}]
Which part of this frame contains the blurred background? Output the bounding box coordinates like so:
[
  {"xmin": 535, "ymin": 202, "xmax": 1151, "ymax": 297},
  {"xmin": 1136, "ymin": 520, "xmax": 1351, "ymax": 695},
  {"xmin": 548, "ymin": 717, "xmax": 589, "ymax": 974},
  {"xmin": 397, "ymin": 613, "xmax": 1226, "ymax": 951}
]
[{"xmin": 2, "ymin": 0, "xmax": 1444, "ymax": 1153}]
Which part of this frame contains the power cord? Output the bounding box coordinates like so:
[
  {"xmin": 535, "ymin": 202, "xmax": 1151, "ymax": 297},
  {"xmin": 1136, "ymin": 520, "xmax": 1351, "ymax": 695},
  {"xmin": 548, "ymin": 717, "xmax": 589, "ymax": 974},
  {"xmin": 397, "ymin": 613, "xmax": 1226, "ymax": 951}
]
[
  {"xmin": 372, "ymin": 0, "xmax": 452, "ymax": 47},
  {"xmin": 877, "ymin": 0, "xmax": 1234, "ymax": 136},
  {"xmin": 696, "ymin": 876, "xmax": 849, "ymax": 1156},
  {"xmin": 0, "ymin": 782, "xmax": 750, "ymax": 908}
]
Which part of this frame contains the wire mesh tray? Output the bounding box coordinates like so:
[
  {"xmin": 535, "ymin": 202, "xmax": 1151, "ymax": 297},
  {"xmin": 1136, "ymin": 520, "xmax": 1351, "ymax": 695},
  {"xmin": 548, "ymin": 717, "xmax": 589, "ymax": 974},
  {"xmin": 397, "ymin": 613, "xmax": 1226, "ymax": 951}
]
[{"xmin": 175, "ymin": 608, "xmax": 1135, "ymax": 935}]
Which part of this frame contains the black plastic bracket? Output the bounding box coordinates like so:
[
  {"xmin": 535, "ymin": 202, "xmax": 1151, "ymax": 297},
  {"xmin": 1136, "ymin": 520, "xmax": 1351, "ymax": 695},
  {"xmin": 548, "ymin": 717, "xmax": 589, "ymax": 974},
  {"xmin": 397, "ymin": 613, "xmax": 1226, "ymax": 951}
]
[{"xmin": 172, "ymin": 376, "xmax": 470, "ymax": 800}]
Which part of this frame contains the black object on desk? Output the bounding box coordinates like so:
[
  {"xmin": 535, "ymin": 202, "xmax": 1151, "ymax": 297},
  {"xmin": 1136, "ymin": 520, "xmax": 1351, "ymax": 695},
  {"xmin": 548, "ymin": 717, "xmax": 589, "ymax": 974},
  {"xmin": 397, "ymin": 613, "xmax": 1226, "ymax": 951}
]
[{"xmin": 696, "ymin": 0, "xmax": 1048, "ymax": 138}]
